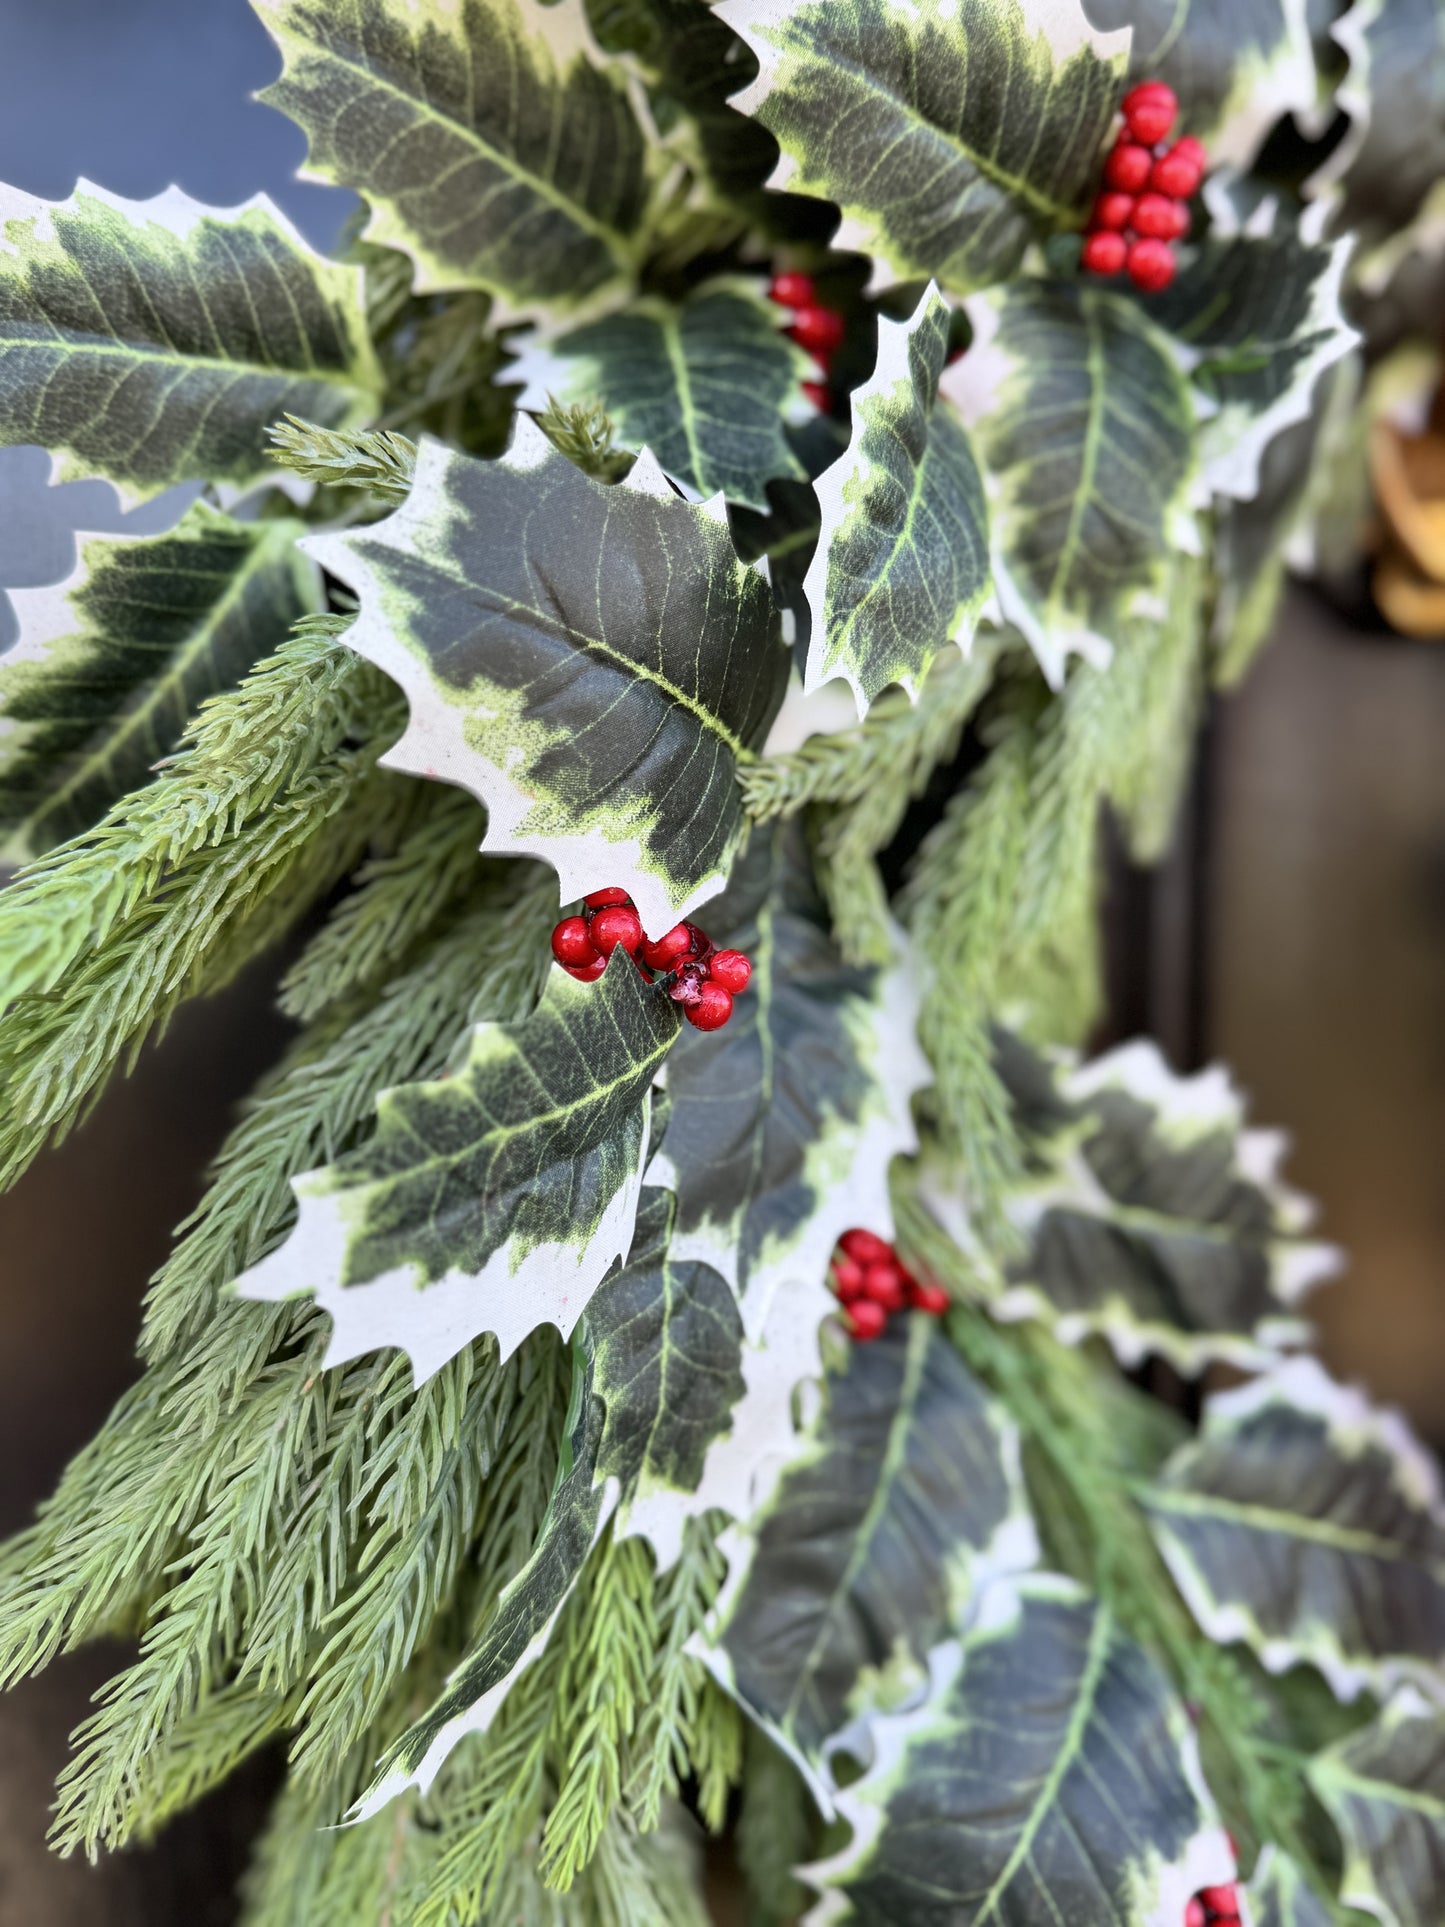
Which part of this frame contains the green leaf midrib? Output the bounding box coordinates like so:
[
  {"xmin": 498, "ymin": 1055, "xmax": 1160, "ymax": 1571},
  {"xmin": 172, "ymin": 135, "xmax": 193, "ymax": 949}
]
[
  {"xmin": 1311, "ymin": 1757, "xmax": 1445, "ymax": 1822},
  {"xmin": 1147, "ymin": 1485, "xmax": 1445, "ymax": 1573},
  {"xmin": 1044, "ymin": 297, "xmax": 1105, "ymax": 627},
  {"xmin": 0, "ymin": 325, "xmax": 364, "ymax": 392}
]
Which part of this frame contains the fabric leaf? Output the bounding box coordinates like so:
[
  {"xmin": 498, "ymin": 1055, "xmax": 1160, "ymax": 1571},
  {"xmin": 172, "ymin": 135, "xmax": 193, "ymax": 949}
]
[
  {"xmin": 1145, "ymin": 1357, "xmax": 1445, "ymax": 1702},
  {"xmin": 305, "ymin": 420, "xmax": 788, "ymax": 940},
  {"xmin": 236, "ymin": 950, "xmax": 679, "ymax": 1383},
  {"xmin": 512, "ymin": 282, "xmax": 811, "ymax": 510},
  {"xmin": 0, "ymin": 505, "xmax": 319, "ymax": 855},
  {"xmin": 983, "ymin": 1035, "xmax": 1340, "ymax": 1375},
  {"xmin": 703, "ymin": 1316, "xmax": 1037, "ymax": 1778},
  {"xmin": 0, "ymin": 182, "xmax": 380, "ymax": 501},
  {"xmin": 943, "ymin": 277, "xmax": 1197, "ymax": 682},
  {"xmin": 1308, "ymin": 1689, "xmax": 1445, "ymax": 1927},
  {"xmin": 718, "ymin": 0, "xmax": 1130, "ymax": 294},
  {"xmin": 1247, "ymin": 1848, "xmax": 1335, "ymax": 1927},
  {"xmin": 800, "ymin": 1577, "xmax": 1234, "ymax": 1925},
  {"xmin": 254, "ymin": 0, "xmax": 655, "ymax": 317},
  {"xmin": 1311, "ymin": 0, "xmax": 1445, "ymax": 250},
  {"xmin": 802, "ymin": 283, "xmax": 990, "ymax": 712}
]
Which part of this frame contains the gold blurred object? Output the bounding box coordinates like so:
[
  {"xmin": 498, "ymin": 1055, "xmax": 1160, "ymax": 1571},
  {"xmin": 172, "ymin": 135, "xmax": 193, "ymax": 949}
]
[{"xmin": 1370, "ymin": 415, "xmax": 1445, "ymax": 637}]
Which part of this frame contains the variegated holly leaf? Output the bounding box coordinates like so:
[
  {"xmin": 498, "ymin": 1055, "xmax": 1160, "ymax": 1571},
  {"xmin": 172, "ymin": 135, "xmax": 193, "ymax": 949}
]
[
  {"xmin": 511, "ymin": 282, "xmax": 811, "ymax": 511},
  {"xmin": 943, "ymin": 278, "xmax": 1197, "ymax": 683},
  {"xmin": 254, "ymin": 0, "xmax": 655, "ymax": 317},
  {"xmin": 718, "ymin": 0, "xmax": 1129, "ymax": 294},
  {"xmin": 1148, "ymin": 217, "xmax": 1360, "ymax": 502},
  {"xmin": 236, "ymin": 950, "xmax": 678, "ymax": 1383},
  {"xmin": 702, "ymin": 1316, "xmax": 1037, "ymax": 1780},
  {"xmin": 0, "ymin": 182, "xmax": 380, "ymax": 502},
  {"xmin": 649, "ymin": 817, "xmax": 928, "ymax": 1336},
  {"xmin": 1087, "ymin": 0, "xmax": 1318, "ymax": 168},
  {"xmin": 802, "ymin": 284, "xmax": 989, "ymax": 713},
  {"xmin": 1309, "ymin": 1689, "xmax": 1445, "ymax": 1927},
  {"xmin": 986, "ymin": 1036, "xmax": 1340, "ymax": 1375},
  {"xmin": 1248, "ymin": 1847, "xmax": 1335, "ymax": 1927},
  {"xmin": 0, "ymin": 505, "xmax": 319, "ymax": 855},
  {"xmin": 799, "ymin": 1577, "xmax": 1235, "ymax": 1925},
  {"xmin": 1145, "ymin": 1358, "xmax": 1445, "ymax": 1702},
  {"xmin": 1311, "ymin": 0, "xmax": 1445, "ymax": 249},
  {"xmin": 304, "ymin": 420, "xmax": 788, "ymax": 940}
]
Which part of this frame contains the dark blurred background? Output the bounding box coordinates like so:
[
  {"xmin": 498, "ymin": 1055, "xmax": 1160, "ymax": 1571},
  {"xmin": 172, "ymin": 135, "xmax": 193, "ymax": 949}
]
[{"xmin": 0, "ymin": 1, "xmax": 1442, "ymax": 1919}]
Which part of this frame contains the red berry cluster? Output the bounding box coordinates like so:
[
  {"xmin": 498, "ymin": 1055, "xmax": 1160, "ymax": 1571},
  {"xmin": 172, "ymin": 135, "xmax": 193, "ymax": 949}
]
[
  {"xmin": 1082, "ymin": 82, "xmax": 1205, "ymax": 293},
  {"xmin": 829, "ymin": 1228, "xmax": 950, "ymax": 1341},
  {"xmin": 1185, "ymin": 1883, "xmax": 1243, "ymax": 1927},
  {"xmin": 768, "ymin": 271, "xmax": 842, "ymax": 414},
  {"xmin": 550, "ymin": 888, "xmax": 753, "ymax": 1032}
]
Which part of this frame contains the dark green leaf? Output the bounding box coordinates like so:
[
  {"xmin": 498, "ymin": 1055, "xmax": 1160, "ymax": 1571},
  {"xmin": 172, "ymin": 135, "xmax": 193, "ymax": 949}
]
[
  {"xmin": 1248, "ymin": 1848, "xmax": 1335, "ymax": 1927},
  {"xmin": 1314, "ymin": 0, "xmax": 1445, "ymax": 249},
  {"xmin": 0, "ymin": 182, "xmax": 380, "ymax": 499},
  {"xmin": 0, "ymin": 505, "xmax": 319, "ymax": 854},
  {"xmin": 1309, "ymin": 1690, "xmax": 1445, "ymax": 1927},
  {"xmin": 306, "ymin": 420, "xmax": 789, "ymax": 937}
]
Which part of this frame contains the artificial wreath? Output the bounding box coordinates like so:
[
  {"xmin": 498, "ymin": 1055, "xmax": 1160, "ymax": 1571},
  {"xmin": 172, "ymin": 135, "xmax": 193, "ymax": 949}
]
[{"xmin": 0, "ymin": 0, "xmax": 1442, "ymax": 1922}]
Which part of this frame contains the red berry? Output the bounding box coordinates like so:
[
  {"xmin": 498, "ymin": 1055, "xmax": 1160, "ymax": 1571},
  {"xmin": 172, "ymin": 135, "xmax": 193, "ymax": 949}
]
[
  {"xmin": 1198, "ymin": 1888, "xmax": 1238, "ymax": 1915},
  {"xmin": 769, "ymin": 270, "xmax": 816, "ymax": 309},
  {"xmin": 590, "ymin": 905, "xmax": 644, "ymax": 956},
  {"xmin": 1185, "ymin": 1902, "xmax": 1207, "ymax": 1927},
  {"xmin": 1171, "ymin": 135, "xmax": 1208, "ymax": 171},
  {"xmin": 565, "ymin": 956, "xmax": 607, "ymax": 982},
  {"xmin": 1104, "ymin": 141, "xmax": 1153, "ymax": 192},
  {"xmin": 802, "ymin": 380, "xmax": 831, "ymax": 411},
  {"xmin": 1151, "ymin": 145, "xmax": 1204, "ymax": 198},
  {"xmin": 788, "ymin": 306, "xmax": 845, "ymax": 359},
  {"xmin": 1126, "ymin": 236, "xmax": 1176, "ymax": 292},
  {"xmin": 1131, "ymin": 190, "xmax": 1184, "ymax": 239},
  {"xmin": 862, "ymin": 1261, "xmax": 907, "ymax": 1312},
  {"xmin": 831, "ymin": 1256, "xmax": 867, "ymax": 1302},
  {"xmin": 1092, "ymin": 190, "xmax": 1136, "ymax": 230},
  {"xmin": 681, "ymin": 921, "xmax": 712, "ymax": 961},
  {"xmin": 584, "ymin": 886, "xmax": 632, "ymax": 909},
  {"xmin": 551, "ymin": 915, "xmax": 599, "ymax": 969},
  {"xmin": 839, "ymin": 1228, "xmax": 892, "ymax": 1265},
  {"xmin": 909, "ymin": 1281, "xmax": 951, "ymax": 1315},
  {"xmin": 640, "ymin": 923, "xmax": 694, "ymax": 971},
  {"xmin": 685, "ymin": 980, "xmax": 734, "ymax": 1031},
  {"xmin": 1081, "ymin": 230, "xmax": 1128, "ymax": 276},
  {"xmin": 709, "ymin": 950, "xmax": 752, "ymax": 995},
  {"xmin": 669, "ymin": 965, "xmax": 705, "ymax": 1006},
  {"xmin": 1121, "ymin": 79, "xmax": 1177, "ymax": 146},
  {"xmin": 844, "ymin": 1299, "xmax": 888, "ymax": 1341}
]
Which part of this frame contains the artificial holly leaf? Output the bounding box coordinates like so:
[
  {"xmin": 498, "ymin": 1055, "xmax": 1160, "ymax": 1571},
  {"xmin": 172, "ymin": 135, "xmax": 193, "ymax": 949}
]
[
  {"xmin": 1086, "ymin": 0, "xmax": 1318, "ymax": 168},
  {"xmin": 985, "ymin": 1036, "xmax": 1339, "ymax": 1376},
  {"xmin": 511, "ymin": 282, "xmax": 811, "ymax": 510},
  {"xmin": 718, "ymin": 0, "xmax": 1129, "ymax": 294},
  {"xmin": 1309, "ymin": 1689, "xmax": 1445, "ymax": 1927},
  {"xmin": 802, "ymin": 284, "xmax": 990, "ymax": 713},
  {"xmin": 1147, "ymin": 218, "xmax": 1359, "ymax": 502},
  {"xmin": 254, "ymin": 0, "xmax": 655, "ymax": 317},
  {"xmin": 304, "ymin": 419, "xmax": 788, "ymax": 940},
  {"xmin": 1248, "ymin": 1848, "xmax": 1335, "ymax": 1927},
  {"xmin": 649, "ymin": 817, "xmax": 929, "ymax": 1334},
  {"xmin": 236, "ymin": 950, "xmax": 679, "ymax": 1383},
  {"xmin": 943, "ymin": 277, "xmax": 1197, "ymax": 682},
  {"xmin": 0, "ymin": 182, "xmax": 380, "ymax": 501},
  {"xmin": 1145, "ymin": 1358, "xmax": 1445, "ymax": 1702},
  {"xmin": 800, "ymin": 1577, "xmax": 1235, "ymax": 1925},
  {"xmin": 702, "ymin": 1316, "xmax": 1036, "ymax": 1777},
  {"xmin": 0, "ymin": 505, "xmax": 319, "ymax": 855},
  {"xmin": 1311, "ymin": 0, "xmax": 1445, "ymax": 249}
]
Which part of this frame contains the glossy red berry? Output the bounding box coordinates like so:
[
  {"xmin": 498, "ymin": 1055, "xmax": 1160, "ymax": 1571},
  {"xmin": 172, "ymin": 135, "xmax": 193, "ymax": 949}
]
[
  {"xmin": 1126, "ymin": 236, "xmax": 1176, "ymax": 292},
  {"xmin": 1198, "ymin": 1887, "xmax": 1239, "ymax": 1916},
  {"xmin": 1121, "ymin": 79, "xmax": 1178, "ymax": 146},
  {"xmin": 590, "ymin": 905, "xmax": 644, "ymax": 956},
  {"xmin": 1104, "ymin": 141, "xmax": 1153, "ymax": 192},
  {"xmin": 862, "ymin": 1261, "xmax": 907, "ymax": 1312},
  {"xmin": 640, "ymin": 923, "xmax": 694, "ymax": 971},
  {"xmin": 681, "ymin": 921, "xmax": 712, "ymax": 961},
  {"xmin": 844, "ymin": 1299, "xmax": 888, "ymax": 1341},
  {"xmin": 709, "ymin": 950, "xmax": 752, "ymax": 995},
  {"xmin": 769, "ymin": 270, "xmax": 816, "ymax": 309},
  {"xmin": 831, "ymin": 1255, "xmax": 867, "ymax": 1302},
  {"xmin": 685, "ymin": 980, "xmax": 734, "ymax": 1031},
  {"xmin": 802, "ymin": 380, "xmax": 832, "ymax": 411},
  {"xmin": 1092, "ymin": 190, "xmax": 1137, "ymax": 230},
  {"xmin": 552, "ymin": 915, "xmax": 599, "ymax": 969},
  {"xmin": 1185, "ymin": 1902, "xmax": 1207, "ymax": 1927},
  {"xmin": 909, "ymin": 1281, "xmax": 951, "ymax": 1315},
  {"xmin": 839, "ymin": 1228, "xmax": 893, "ymax": 1266},
  {"xmin": 1151, "ymin": 143, "xmax": 1204, "ymax": 198},
  {"xmin": 1081, "ymin": 230, "xmax": 1128, "ymax": 276},
  {"xmin": 788, "ymin": 306, "xmax": 845, "ymax": 359},
  {"xmin": 1131, "ymin": 190, "xmax": 1184, "ymax": 239},
  {"xmin": 584, "ymin": 885, "xmax": 633, "ymax": 909},
  {"xmin": 565, "ymin": 956, "xmax": 607, "ymax": 982}
]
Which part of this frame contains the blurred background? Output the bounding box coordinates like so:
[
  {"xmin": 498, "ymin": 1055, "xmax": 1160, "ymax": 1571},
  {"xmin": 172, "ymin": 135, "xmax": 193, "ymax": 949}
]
[{"xmin": 0, "ymin": 0, "xmax": 1442, "ymax": 1918}]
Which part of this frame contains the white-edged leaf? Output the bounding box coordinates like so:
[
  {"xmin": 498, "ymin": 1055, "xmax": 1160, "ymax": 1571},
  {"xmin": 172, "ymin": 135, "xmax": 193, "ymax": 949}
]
[
  {"xmin": 1248, "ymin": 1847, "xmax": 1335, "ymax": 1927},
  {"xmin": 1145, "ymin": 1358, "xmax": 1445, "ymax": 1703},
  {"xmin": 0, "ymin": 182, "xmax": 381, "ymax": 502},
  {"xmin": 803, "ymin": 283, "xmax": 990, "ymax": 714},
  {"xmin": 1309, "ymin": 0, "xmax": 1445, "ymax": 250},
  {"xmin": 305, "ymin": 420, "xmax": 788, "ymax": 941},
  {"xmin": 1308, "ymin": 1688, "xmax": 1445, "ymax": 1927}
]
